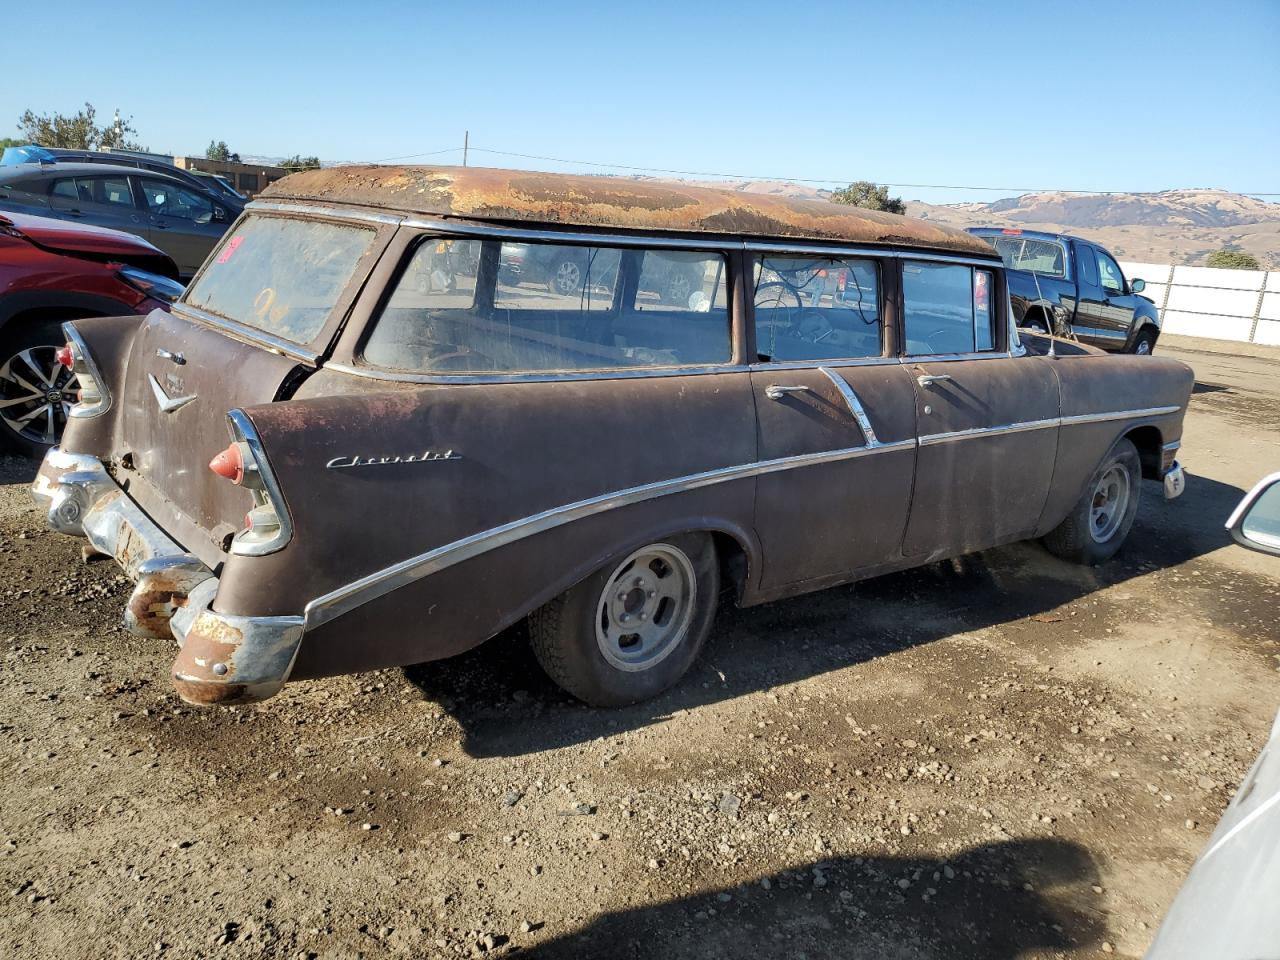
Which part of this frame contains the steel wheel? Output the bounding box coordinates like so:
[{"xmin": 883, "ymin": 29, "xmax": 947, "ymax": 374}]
[
  {"xmin": 1089, "ymin": 464, "xmax": 1131, "ymax": 543},
  {"xmin": 551, "ymin": 260, "xmax": 582, "ymax": 296},
  {"xmin": 594, "ymin": 543, "xmax": 697, "ymax": 673},
  {"xmin": 0, "ymin": 343, "xmax": 75, "ymax": 448}
]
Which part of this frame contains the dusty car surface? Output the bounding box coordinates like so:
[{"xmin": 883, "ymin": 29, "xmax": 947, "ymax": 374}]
[{"xmin": 30, "ymin": 165, "xmax": 1193, "ymax": 709}]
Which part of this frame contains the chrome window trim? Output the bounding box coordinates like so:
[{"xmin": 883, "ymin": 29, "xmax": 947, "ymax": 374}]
[
  {"xmin": 303, "ymin": 438, "xmax": 915, "ymax": 628},
  {"xmin": 817, "ymin": 366, "xmax": 881, "ymax": 446},
  {"xmin": 324, "ymin": 361, "xmax": 751, "ymax": 385},
  {"xmin": 749, "ymin": 357, "xmax": 897, "ymax": 370},
  {"xmin": 170, "ymin": 303, "xmax": 321, "ymax": 364},
  {"xmin": 247, "ymin": 201, "xmax": 404, "ymax": 225},
  {"xmin": 401, "ymin": 217, "xmax": 735, "ymax": 251},
  {"xmin": 903, "ymin": 352, "xmax": 1015, "ymax": 363},
  {"xmin": 743, "ymin": 239, "xmax": 1000, "ymax": 268}
]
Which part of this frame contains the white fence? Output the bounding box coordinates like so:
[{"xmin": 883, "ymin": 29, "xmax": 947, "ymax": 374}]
[{"xmin": 1118, "ymin": 261, "xmax": 1278, "ymax": 345}]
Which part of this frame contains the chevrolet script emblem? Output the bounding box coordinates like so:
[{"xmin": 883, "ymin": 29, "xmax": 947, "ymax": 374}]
[{"xmin": 148, "ymin": 374, "xmax": 197, "ymax": 414}]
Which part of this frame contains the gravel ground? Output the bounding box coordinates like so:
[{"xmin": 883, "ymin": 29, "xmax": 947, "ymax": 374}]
[{"xmin": 1, "ymin": 343, "xmax": 1278, "ymax": 960}]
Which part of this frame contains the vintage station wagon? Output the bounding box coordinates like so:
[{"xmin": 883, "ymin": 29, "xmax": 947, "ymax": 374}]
[{"xmin": 31, "ymin": 166, "xmax": 1193, "ymax": 708}]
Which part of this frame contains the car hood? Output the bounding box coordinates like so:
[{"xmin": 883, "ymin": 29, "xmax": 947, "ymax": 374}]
[{"xmin": 0, "ymin": 210, "xmax": 166, "ymax": 260}]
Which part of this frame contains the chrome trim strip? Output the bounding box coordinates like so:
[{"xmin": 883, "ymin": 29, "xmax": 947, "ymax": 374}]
[
  {"xmin": 920, "ymin": 417, "xmax": 1059, "ymax": 446},
  {"xmin": 401, "ymin": 217, "xmax": 737, "ymax": 251},
  {"xmin": 743, "ymin": 239, "xmax": 1000, "ymax": 267},
  {"xmin": 323, "ymin": 361, "xmax": 750, "ymax": 385},
  {"xmin": 226, "ymin": 409, "xmax": 295, "ymax": 557},
  {"xmin": 903, "ymin": 352, "xmax": 1015, "ymax": 363},
  {"xmin": 169, "ymin": 304, "xmax": 320, "ymax": 364},
  {"xmin": 1162, "ymin": 439, "xmax": 1181, "ymax": 451},
  {"xmin": 818, "ymin": 366, "xmax": 880, "ymax": 446},
  {"xmin": 303, "ymin": 439, "xmax": 915, "ymax": 628},
  {"xmin": 247, "ymin": 201, "xmax": 404, "ymax": 225},
  {"xmin": 749, "ymin": 356, "xmax": 897, "ymax": 371},
  {"xmin": 61, "ymin": 322, "xmax": 112, "ymax": 420},
  {"xmin": 1060, "ymin": 405, "xmax": 1179, "ymax": 426}
]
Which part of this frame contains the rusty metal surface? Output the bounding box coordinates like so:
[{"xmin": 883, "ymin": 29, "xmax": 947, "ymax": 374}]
[{"xmin": 261, "ymin": 165, "xmax": 995, "ymax": 256}]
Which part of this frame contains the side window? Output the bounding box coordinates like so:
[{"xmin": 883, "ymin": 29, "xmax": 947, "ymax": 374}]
[
  {"xmin": 141, "ymin": 180, "xmax": 214, "ymax": 222},
  {"xmin": 902, "ymin": 262, "xmax": 998, "ymax": 356},
  {"xmin": 363, "ymin": 237, "xmax": 732, "ymax": 374},
  {"xmin": 90, "ymin": 177, "xmax": 135, "ymax": 208},
  {"xmin": 753, "ymin": 256, "xmax": 882, "ymax": 361},
  {"xmin": 1096, "ymin": 250, "xmax": 1124, "ymax": 294},
  {"xmin": 1076, "ymin": 243, "xmax": 1100, "ymax": 287},
  {"xmin": 50, "ymin": 179, "xmax": 79, "ymax": 200}
]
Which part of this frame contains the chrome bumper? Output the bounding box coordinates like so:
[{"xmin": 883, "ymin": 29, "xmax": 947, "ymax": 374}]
[{"xmin": 32, "ymin": 448, "xmax": 304, "ymax": 706}]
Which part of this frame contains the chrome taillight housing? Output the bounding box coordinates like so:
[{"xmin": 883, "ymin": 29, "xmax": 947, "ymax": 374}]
[
  {"xmin": 61, "ymin": 322, "xmax": 111, "ymax": 420},
  {"xmin": 209, "ymin": 410, "xmax": 292, "ymax": 556}
]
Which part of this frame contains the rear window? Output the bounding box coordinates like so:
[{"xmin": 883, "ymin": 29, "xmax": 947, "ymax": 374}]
[
  {"xmin": 363, "ymin": 237, "xmax": 730, "ymax": 374},
  {"xmin": 183, "ymin": 215, "xmax": 375, "ymax": 344},
  {"xmin": 985, "ymin": 235, "xmax": 1067, "ymax": 279}
]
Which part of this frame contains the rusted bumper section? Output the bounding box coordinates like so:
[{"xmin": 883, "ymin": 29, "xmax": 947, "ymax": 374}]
[
  {"xmin": 169, "ymin": 580, "xmax": 305, "ymax": 706},
  {"xmin": 32, "ymin": 448, "xmax": 304, "ymax": 707}
]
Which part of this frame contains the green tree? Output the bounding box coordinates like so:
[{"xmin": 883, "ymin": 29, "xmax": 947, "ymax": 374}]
[
  {"xmin": 280, "ymin": 154, "xmax": 321, "ymax": 171},
  {"xmin": 1205, "ymin": 247, "xmax": 1260, "ymax": 270},
  {"xmin": 0, "ymin": 137, "xmax": 23, "ymax": 149},
  {"xmin": 830, "ymin": 180, "xmax": 906, "ymax": 215},
  {"xmin": 16, "ymin": 102, "xmax": 146, "ymax": 151},
  {"xmin": 205, "ymin": 139, "xmax": 237, "ymax": 161}
]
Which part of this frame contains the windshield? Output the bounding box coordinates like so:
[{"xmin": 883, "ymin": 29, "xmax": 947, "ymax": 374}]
[{"xmin": 183, "ymin": 215, "xmax": 375, "ymax": 344}]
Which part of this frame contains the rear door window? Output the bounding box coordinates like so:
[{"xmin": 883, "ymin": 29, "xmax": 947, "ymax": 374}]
[
  {"xmin": 183, "ymin": 214, "xmax": 377, "ymax": 344},
  {"xmin": 902, "ymin": 262, "xmax": 998, "ymax": 355},
  {"xmin": 363, "ymin": 237, "xmax": 731, "ymax": 374},
  {"xmin": 753, "ymin": 256, "xmax": 882, "ymax": 360},
  {"xmin": 140, "ymin": 179, "xmax": 214, "ymax": 222}
]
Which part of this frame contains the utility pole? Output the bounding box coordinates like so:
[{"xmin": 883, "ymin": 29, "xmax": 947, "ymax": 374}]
[{"xmin": 463, "ymin": 130, "xmax": 469, "ymax": 167}]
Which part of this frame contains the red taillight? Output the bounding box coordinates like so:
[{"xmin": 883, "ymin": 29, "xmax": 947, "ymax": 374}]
[
  {"xmin": 209, "ymin": 443, "xmax": 245, "ymax": 484},
  {"xmin": 55, "ymin": 344, "xmax": 74, "ymax": 368}
]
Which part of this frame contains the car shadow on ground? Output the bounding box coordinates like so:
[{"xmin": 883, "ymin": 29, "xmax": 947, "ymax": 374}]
[
  {"xmin": 518, "ymin": 838, "xmax": 1102, "ymax": 960},
  {"xmin": 406, "ymin": 471, "xmax": 1248, "ymax": 760}
]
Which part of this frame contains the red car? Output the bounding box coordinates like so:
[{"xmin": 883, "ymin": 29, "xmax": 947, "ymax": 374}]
[{"xmin": 0, "ymin": 211, "xmax": 182, "ymax": 456}]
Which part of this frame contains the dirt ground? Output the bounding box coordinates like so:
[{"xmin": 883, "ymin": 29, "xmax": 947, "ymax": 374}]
[{"xmin": 1, "ymin": 342, "xmax": 1277, "ymax": 960}]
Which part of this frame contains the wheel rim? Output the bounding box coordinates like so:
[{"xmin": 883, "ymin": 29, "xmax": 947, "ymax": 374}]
[
  {"xmin": 553, "ymin": 261, "xmax": 581, "ymax": 295},
  {"xmin": 1135, "ymin": 339, "xmax": 1151, "ymax": 355},
  {"xmin": 1089, "ymin": 464, "xmax": 1131, "ymax": 543},
  {"xmin": 595, "ymin": 543, "xmax": 697, "ymax": 672},
  {"xmin": 0, "ymin": 344, "xmax": 76, "ymax": 447}
]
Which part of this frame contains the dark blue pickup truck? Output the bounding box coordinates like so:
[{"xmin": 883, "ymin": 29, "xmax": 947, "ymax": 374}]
[{"xmin": 969, "ymin": 228, "xmax": 1161, "ymax": 354}]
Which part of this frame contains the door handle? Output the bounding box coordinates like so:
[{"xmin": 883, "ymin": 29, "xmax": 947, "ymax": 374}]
[
  {"xmin": 765, "ymin": 384, "xmax": 811, "ymax": 400},
  {"xmin": 916, "ymin": 374, "xmax": 953, "ymax": 388},
  {"xmin": 66, "ymin": 208, "xmax": 83, "ymax": 217}
]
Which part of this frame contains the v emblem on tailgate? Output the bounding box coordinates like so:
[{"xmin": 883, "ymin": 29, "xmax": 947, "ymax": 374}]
[{"xmin": 148, "ymin": 374, "xmax": 197, "ymax": 414}]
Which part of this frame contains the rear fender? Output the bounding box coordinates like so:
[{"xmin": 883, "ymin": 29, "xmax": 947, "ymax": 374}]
[{"xmin": 57, "ymin": 314, "xmax": 148, "ymax": 458}]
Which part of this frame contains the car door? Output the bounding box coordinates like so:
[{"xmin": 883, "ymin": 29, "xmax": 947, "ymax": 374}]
[
  {"xmin": 138, "ymin": 177, "xmax": 223, "ymax": 277},
  {"xmin": 748, "ymin": 253, "xmax": 919, "ymax": 590},
  {"xmin": 1070, "ymin": 240, "xmax": 1107, "ymax": 345},
  {"xmin": 1092, "ymin": 248, "xmax": 1137, "ymax": 348},
  {"xmin": 900, "ymin": 260, "xmax": 1059, "ymax": 559},
  {"xmin": 46, "ymin": 175, "xmax": 147, "ymax": 240}
]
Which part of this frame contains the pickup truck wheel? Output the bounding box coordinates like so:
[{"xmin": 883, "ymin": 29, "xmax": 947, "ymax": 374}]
[
  {"xmin": 1130, "ymin": 329, "xmax": 1157, "ymax": 355},
  {"xmin": 1042, "ymin": 438, "xmax": 1142, "ymax": 565},
  {"xmin": 528, "ymin": 534, "xmax": 719, "ymax": 707},
  {"xmin": 0, "ymin": 319, "xmax": 76, "ymax": 458}
]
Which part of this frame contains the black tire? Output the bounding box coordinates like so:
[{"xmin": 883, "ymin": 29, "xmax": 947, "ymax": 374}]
[
  {"xmin": 1042, "ymin": 438, "xmax": 1142, "ymax": 565},
  {"xmin": 0, "ymin": 319, "xmax": 75, "ymax": 459},
  {"xmin": 1130, "ymin": 328, "xmax": 1157, "ymax": 355},
  {"xmin": 528, "ymin": 533, "xmax": 719, "ymax": 707}
]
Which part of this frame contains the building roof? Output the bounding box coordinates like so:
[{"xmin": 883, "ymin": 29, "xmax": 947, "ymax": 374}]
[{"xmin": 260, "ymin": 165, "xmax": 995, "ymax": 257}]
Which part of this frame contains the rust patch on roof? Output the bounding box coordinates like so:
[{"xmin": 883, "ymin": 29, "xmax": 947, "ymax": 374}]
[{"xmin": 260, "ymin": 165, "xmax": 995, "ymax": 257}]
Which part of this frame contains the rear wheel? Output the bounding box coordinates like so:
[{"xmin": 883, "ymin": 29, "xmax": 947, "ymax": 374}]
[
  {"xmin": 528, "ymin": 534, "xmax": 719, "ymax": 706},
  {"xmin": 547, "ymin": 258, "xmax": 583, "ymax": 297},
  {"xmin": 0, "ymin": 319, "xmax": 76, "ymax": 458},
  {"xmin": 1042, "ymin": 438, "xmax": 1142, "ymax": 564}
]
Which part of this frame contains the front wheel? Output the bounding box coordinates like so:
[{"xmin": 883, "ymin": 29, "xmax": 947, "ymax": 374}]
[
  {"xmin": 528, "ymin": 534, "xmax": 719, "ymax": 706},
  {"xmin": 1130, "ymin": 328, "xmax": 1157, "ymax": 355},
  {"xmin": 1042, "ymin": 438, "xmax": 1142, "ymax": 564}
]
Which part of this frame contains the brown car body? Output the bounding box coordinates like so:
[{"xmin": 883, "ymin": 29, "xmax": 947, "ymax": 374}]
[{"xmin": 31, "ymin": 166, "xmax": 1193, "ymax": 707}]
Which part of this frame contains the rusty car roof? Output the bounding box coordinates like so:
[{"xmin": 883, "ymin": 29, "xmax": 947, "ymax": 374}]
[{"xmin": 259, "ymin": 165, "xmax": 996, "ymax": 257}]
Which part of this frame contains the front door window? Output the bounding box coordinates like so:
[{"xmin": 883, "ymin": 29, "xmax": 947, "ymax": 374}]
[{"xmin": 753, "ymin": 256, "xmax": 882, "ymax": 360}]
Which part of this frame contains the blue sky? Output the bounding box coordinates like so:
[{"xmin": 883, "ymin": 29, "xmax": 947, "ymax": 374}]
[{"xmin": 2, "ymin": 0, "xmax": 1276, "ymax": 204}]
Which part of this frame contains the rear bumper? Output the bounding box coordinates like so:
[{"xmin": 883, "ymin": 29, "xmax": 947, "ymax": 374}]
[{"xmin": 32, "ymin": 448, "xmax": 303, "ymax": 706}]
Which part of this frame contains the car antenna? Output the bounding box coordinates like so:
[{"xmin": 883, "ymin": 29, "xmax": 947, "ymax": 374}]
[{"xmin": 1028, "ymin": 258, "xmax": 1056, "ymax": 358}]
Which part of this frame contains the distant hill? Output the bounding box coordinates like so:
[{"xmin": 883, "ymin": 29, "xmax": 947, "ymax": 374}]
[{"xmin": 637, "ymin": 177, "xmax": 1279, "ymax": 267}]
